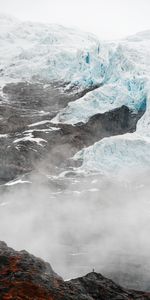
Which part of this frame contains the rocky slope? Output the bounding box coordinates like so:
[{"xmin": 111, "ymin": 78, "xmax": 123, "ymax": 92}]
[
  {"xmin": 0, "ymin": 80, "xmax": 144, "ymax": 183},
  {"xmin": 0, "ymin": 241, "xmax": 150, "ymax": 300},
  {"xmin": 0, "ymin": 15, "xmax": 149, "ymax": 182}
]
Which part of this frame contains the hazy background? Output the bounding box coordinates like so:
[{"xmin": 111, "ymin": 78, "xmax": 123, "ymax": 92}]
[
  {"xmin": 0, "ymin": 171, "xmax": 150, "ymax": 290},
  {"xmin": 0, "ymin": 0, "xmax": 150, "ymax": 39},
  {"xmin": 0, "ymin": 0, "xmax": 150, "ymax": 291}
]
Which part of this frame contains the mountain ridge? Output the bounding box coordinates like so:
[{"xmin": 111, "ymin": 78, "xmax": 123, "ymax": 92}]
[{"xmin": 0, "ymin": 241, "xmax": 150, "ymax": 300}]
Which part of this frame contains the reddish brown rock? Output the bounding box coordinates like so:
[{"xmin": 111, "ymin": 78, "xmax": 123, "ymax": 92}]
[{"xmin": 0, "ymin": 241, "xmax": 150, "ymax": 300}]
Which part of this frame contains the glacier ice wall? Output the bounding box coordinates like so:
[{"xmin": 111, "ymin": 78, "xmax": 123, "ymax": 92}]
[
  {"xmin": 0, "ymin": 14, "xmax": 106, "ymax": 87},
  {"xmin": 69, "ymin": 32, "xmax": 150, "ymax": 175},
  {"xmin": 73, "ymin": 133, "xmax": 150, "ymax": 176},
  {"xmin": 52, "ymin": 40, "xmax": 149, "ymax": 125},
  {"xmin": 1, "ymin": 15, "xmax": 150, "ymax": 176}
]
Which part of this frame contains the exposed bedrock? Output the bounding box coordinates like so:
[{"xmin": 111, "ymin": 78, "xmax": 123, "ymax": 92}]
[
  {"xmin": 0, "ymin": 82, "xmax": 145, "ymax": 182},
  {"xmin": 0, "ymin": 241, "xmax": 150, "ymax": 300}
]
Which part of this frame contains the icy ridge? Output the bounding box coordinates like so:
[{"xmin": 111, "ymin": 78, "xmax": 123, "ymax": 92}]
[
  {"xmin": 52, "ymin": 40, "xmax": 150, "ymax": 124},
  {"xmin": 0, "ymin": 14, "xmax": 105, "ymax": 87},
  {"xmin": 73, "ymin": 133, "xmax": 150, "ymax": 176},
  {"xmin": 1, "ymin": 15, "xmax": 150, "ymax": 175},
  {"xmin": 69, "ymin": 32, "xmax": 150, "ymax": 175}
]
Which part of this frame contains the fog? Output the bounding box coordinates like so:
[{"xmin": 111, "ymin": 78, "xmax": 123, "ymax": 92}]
[
  {"xmin": 1, "ymin": 0, "xmax": 150, "ymax": 39},
  {"xmin": 0, "ymin": 168, "xmax": 150, "ymax": 290}
]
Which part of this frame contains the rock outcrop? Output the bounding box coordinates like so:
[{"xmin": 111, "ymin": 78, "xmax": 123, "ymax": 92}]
[
  {"xmin": 0, "ymin": 241, "xmax": 150, "ymax": 300},
  {"xmin": 0, "ymin": 82, "xmax": 145, "ymax": 183}
]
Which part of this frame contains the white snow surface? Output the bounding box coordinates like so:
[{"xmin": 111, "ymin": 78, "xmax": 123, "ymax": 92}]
[
  {"xmin": 74, "ymin": 134, "xmax": 150, "ymax": 176},
  {"xmin": 1, "ymin": 15, "xmax": 150, "ymax": 175},
  {"xmin": 50, "ymin": 29, "xmax": 150, "ymax": 176},
  {"xmin": 52, "ymin": 39, "xmax": 150, "ymax": 125},
  {"xmin": 5, "ymin": 179, "xmax": 32, "ymax": 186},
  {"xmin": 0, "ymin": 14, "xmax": 103, "ymax": 87},
  {"xmin": 13, "ymin": 132, "xmax": 46, "ymax": 146}
]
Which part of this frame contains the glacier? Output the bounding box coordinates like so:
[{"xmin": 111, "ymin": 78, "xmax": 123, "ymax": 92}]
[
  {"xmin": 51, "ymin": 30, "xmax": 150, "ymax": 176},
  {"xmin": 1, "ymin": 15, "xmax": 150, "ymax": 176},
  {"xmin": 0, "ymin": 14, "xmax": 104, "ymax": 87},
  {"xmin": 52, "ymin": 41, "xmax": 149, "ymax": 125},
  {"xmin": 51, "ymin": 80, "xmax": 147, "ymax": 125},
  {"xmin": 73, "ymin": 133, "xmax": 150, "ymax": 177}
]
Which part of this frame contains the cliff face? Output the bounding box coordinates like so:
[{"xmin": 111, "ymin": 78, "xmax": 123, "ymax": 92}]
[
  {"xmin": 0, "ymin": 241, "xmax": 150, "ymax": 300},
  {"xmin": 0, "ymin": 241, "xmax": 61, "ymax": 300}
]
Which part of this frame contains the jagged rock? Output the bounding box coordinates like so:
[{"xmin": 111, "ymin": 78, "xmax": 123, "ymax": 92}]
[
  {"xmin": 0, "ymin": 242, "xmax": 150, "ymax": 300},
  {"xmin": 0, "ymin": 241, "xmax": 62, "ymax": 299},
  {"xmin": 0, "ymin": 82, "xmax": 145, "ymax": 183}
]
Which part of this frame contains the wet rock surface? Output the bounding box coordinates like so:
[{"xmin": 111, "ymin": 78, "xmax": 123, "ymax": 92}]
[
  {"xmin": 0, "ymin": 81, "xmax": 145, "ymax": 183},
  {"xmin": 0, "ymin": 241, "xmax": 150, "ymax": 300}
]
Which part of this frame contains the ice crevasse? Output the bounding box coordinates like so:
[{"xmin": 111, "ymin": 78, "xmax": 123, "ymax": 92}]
[
  {"xmin": 1, "ymin": 15, "xmax": 150, "ymax": 175},
  {"xmin": 0, "ymin": 14, "xmax": 105, "ymax": 87},
  {"xmin": 51, "ymin": 30, "xmax": 150, "ymax": 175}
]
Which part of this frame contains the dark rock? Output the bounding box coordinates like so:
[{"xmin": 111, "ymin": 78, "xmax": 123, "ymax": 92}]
[
  {"xmin": 0, "ymin": 242, "xmax": 150, "ymax": 299},
  {"xmin": 0, "ymin": 81, "xmax": 145, "ymax": 182}
]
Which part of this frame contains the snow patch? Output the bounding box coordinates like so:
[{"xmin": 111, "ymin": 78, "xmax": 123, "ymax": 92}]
[
  {"xmin": 13, "ymin": 132, "xmax": 46, "ymax": 146},
  {"xmin": 5, "ymin": 179, "xmax": 32, "ymax": 186}
]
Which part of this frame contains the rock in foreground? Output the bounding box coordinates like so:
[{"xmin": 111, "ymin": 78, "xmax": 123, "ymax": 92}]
[{"xmin": 0, "ymin": 242, "xmax": 150, "ymax": 299}]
